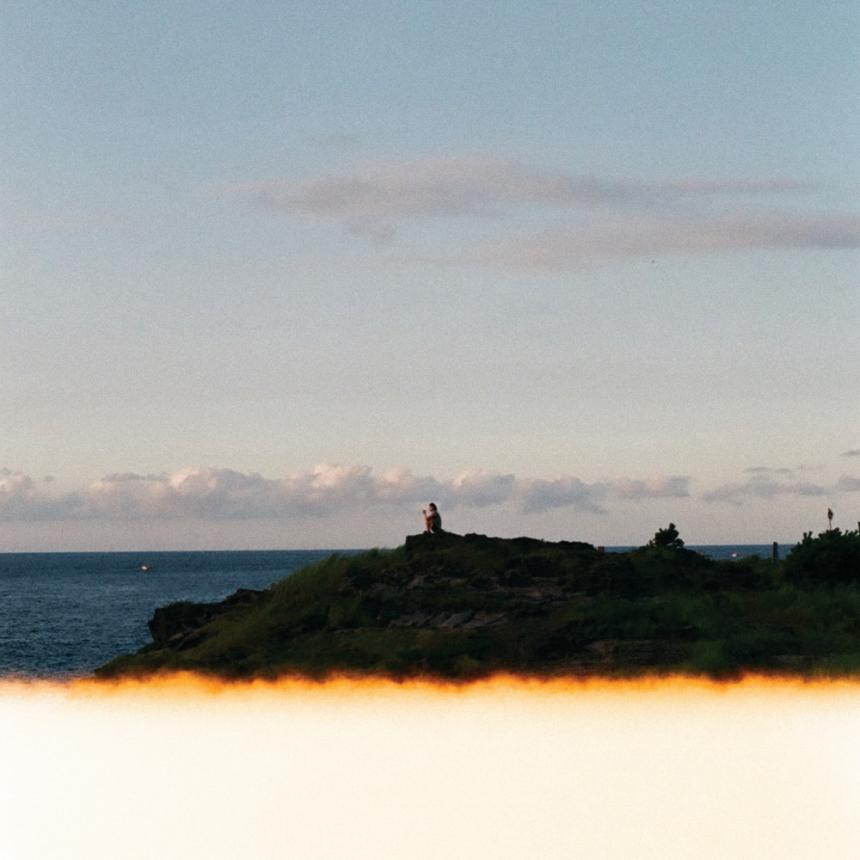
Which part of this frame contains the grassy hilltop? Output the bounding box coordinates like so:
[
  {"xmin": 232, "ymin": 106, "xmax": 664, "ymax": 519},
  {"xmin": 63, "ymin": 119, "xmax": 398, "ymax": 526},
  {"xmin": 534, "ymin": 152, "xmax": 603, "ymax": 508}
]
[{"xmin": 97, "ymin": 526, "xmax": 860, "ymax": 680}]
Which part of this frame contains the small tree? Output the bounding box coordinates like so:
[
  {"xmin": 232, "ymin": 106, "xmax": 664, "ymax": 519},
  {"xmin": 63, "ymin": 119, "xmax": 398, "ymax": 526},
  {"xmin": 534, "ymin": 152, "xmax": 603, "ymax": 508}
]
[{"xmin": 649, "ymin": 523, "xmax": 685, "ymax": 549}]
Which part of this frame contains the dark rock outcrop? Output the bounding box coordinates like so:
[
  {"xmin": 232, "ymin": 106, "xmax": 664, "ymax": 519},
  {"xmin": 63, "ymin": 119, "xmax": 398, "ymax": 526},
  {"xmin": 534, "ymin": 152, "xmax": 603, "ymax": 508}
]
[{"xmin": 148, "ymin": 588, "xmax": 264, "ymax": 646}]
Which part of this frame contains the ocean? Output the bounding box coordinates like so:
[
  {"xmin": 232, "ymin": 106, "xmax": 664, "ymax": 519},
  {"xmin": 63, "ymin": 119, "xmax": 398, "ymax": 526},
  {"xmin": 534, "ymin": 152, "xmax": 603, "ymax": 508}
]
[{"xmin": 0, "ymin": 544, "xmax": 779, "ymax": 678}]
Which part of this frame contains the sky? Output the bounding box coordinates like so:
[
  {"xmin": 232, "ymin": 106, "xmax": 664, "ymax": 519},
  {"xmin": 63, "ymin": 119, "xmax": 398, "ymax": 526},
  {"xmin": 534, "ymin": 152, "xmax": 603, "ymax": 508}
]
[{"xmin": 1, "ymin": 0, "xmax": 858, "ymax": 550}]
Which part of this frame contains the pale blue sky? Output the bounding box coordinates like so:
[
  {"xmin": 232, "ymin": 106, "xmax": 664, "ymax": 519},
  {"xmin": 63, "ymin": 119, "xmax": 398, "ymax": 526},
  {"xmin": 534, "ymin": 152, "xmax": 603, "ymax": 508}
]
[{"xmin": 1, "ymin": 1, "xmax": 858, "ymax": 549}]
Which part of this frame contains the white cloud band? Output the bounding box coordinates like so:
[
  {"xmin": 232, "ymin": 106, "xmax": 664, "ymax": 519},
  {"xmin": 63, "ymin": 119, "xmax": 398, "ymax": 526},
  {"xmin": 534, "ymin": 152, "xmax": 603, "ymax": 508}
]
[{"xmin": 0, "ymin": 465, "xmax": 689, "ymax": 522}]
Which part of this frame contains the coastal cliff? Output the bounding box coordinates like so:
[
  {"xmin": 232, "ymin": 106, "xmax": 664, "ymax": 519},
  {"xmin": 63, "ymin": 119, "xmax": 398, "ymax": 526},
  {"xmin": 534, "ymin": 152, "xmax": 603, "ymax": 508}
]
[{"xmin": 96, "ymin": 528, "xmax": 860, "ymax": 680}]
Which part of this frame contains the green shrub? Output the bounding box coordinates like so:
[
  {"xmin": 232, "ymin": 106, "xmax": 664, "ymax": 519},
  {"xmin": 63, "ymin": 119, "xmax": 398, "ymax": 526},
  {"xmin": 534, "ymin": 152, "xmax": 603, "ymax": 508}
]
[{"xmin": 784, "ymin": 529, "xmax": 860, "ymax": 584}]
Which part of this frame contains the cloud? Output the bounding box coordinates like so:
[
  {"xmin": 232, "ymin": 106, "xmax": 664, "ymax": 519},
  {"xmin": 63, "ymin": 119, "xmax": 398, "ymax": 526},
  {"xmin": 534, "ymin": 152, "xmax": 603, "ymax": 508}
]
[
  {"xmin": 242, "ymin": 157, "xmax": 601, "ymax": 238},
  {"xmin": 700, "ymin": 458, "xmax": 860, "ymax": 505},
  {"xmin": 83, "ymin": 465, "xmax": 380, "ymax": 520},
  {"xmin": 374, "ymin": 467, "xmax": 447, "ymax": 505},
  {"xmin": 650, "ymin": 178, "xmax": 814, "ymax": 195},
  {"xmin": 703, "ymin": 476, "xmax": 828, "ymax": 505},
  {"xmin": 840, "ymin": 449, "xmax": 860, "ymax": 458},
  {"xmin": 4, "ymin": 463, "xmax": 854, "ymax": 525},
  {"xmin": 743, "ymin": 466, "xmax": 795, "ymax": 476},
  {"xmin": 0, "ymin": 465, "xmax": 690, "ymax": 522},
  {"xmin": 0, "ymin": 468, "xmax": 90, "ymax": 520},
  {"xmin": 0, "ymin": 469, "xmax": 40, "ymax": 516},
  {"xmin": 835, "ymin": 476, "xmax": 860, "ymax": 493},
  {"xmin": 611, "ymin": 476, "xmax": 690, "ymax": 499},
  {"xmin": 237, "ymin": 155, "xmax": 815, "ymax": 240},
  {"xmin": 465, "ymin": 211, "xmax": 860, "ymax": 270},
  {"xmin": 518, "ymin": 477, "xmax": 610, "ymax": 514},
  {"xmin": 518, "ymin": 473, "xmax": 691, "ymax": 514},
  {"xmin": 449, "ymin": 470, "xmax": 517, "ymax": 508}
]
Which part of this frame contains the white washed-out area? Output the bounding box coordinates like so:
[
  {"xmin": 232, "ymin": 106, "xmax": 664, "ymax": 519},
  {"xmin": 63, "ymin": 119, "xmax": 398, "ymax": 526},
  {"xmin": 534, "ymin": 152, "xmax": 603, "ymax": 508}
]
[{"xmin": 1, "ymin": 677, "xmax": 858, "ymax": 859}]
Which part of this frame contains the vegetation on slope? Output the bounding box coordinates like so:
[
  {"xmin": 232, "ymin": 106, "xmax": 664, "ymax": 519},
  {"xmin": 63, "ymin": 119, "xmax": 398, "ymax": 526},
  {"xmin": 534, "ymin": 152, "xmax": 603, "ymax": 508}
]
[{"xmin": 96, "ymin": 526, "xmax": 860, "ymax": 680}]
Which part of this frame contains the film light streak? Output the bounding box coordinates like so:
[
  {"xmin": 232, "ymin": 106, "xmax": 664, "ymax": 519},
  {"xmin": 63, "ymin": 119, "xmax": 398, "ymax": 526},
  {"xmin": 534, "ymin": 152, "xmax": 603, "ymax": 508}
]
[{"xmin": 2, "ymin": 674, "xmax": 860, "ymax": 859}]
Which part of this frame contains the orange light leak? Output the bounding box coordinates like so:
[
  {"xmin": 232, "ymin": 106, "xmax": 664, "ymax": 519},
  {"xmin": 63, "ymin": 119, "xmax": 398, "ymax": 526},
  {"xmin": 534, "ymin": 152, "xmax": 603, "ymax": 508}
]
[
  {"xmin": 6, "ymin": 669, "xmax": 860, "ymax": 697},
  {"xmin": 2, "ymin": 674, "xmax": 860, "ymax": 859}
]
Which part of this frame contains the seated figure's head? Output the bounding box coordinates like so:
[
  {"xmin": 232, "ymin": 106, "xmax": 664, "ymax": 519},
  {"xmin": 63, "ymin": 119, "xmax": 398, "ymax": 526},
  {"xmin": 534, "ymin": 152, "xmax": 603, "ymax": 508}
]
[{"xmin": 428, "ymin": 502, "xmax": 437, "ymax": 512}]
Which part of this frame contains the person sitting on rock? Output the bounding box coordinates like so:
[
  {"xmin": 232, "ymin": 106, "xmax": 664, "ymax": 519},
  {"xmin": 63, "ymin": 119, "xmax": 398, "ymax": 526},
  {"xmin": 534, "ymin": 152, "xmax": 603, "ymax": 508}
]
[{"xmin": 423, "ymin": 502, "xmax": 442, "ymax": 534}]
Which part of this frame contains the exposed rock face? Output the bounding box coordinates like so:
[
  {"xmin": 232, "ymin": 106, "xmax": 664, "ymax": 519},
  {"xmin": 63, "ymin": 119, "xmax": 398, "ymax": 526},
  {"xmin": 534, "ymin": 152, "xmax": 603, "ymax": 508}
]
[
  {"xmin": 148, "ymin": 588, "xmax": 264, "ymax": 646},
  {"xmin": 388, "ymin": 610, "xmax": 507, "ymax": 630}
]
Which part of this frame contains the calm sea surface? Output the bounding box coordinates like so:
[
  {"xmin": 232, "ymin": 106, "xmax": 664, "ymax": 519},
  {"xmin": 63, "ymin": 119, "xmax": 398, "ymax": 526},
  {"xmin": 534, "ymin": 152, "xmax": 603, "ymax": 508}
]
[{"xmin": 0, "ymin": 545, "xmax": 778, "ymax": 678}]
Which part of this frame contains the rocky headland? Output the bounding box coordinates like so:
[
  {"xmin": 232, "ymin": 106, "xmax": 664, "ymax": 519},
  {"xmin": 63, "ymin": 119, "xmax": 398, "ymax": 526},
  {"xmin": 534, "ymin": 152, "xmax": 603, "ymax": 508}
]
[{"xmin": 96, "ymin": 526, "xmax": 860, "ymax": 680}]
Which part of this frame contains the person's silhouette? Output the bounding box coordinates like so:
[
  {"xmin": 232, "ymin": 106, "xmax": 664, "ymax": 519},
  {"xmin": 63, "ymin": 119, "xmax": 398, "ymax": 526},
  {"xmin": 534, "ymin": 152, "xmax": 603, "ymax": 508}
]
[{"xmin": 423, "ymin": 503, "xmax": 442, "ymax": 533}]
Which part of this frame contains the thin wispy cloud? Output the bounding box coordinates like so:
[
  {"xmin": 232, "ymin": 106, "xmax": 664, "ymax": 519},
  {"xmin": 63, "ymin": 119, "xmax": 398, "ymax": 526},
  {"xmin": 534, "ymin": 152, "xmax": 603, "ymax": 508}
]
[
  {"xmin": 0, "ymin": 465, "xmax": 689, "ymax": 522},
  {"xmin": 242, "ymin": 156, "xmax": 606, "ymax": 229},
  {"xmin": 744, "ymin": 466, "xmax": 793, "ymax": 475},
  {"xmin": 840, "ymin": 449, "xmax": 860, "ymax": 458},
  {"xmin": 465, "ymin": 212, "xmax": 860, "ymax": 270},
  {"xmin": 237, "ymin": 155, "xmax": 817, "ymax": 242}
]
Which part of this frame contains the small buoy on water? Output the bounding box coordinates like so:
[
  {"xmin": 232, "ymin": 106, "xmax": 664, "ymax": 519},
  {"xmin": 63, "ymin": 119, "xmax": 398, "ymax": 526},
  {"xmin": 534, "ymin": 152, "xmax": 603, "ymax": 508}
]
[{"xmin": 140, "ymin": 564, "xmax": 152, "ymax": 572}]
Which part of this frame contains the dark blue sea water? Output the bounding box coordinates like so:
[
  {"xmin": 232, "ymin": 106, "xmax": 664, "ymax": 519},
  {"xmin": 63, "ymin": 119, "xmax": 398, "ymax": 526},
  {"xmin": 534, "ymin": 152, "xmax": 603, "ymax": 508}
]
[
  {"xmin": 0, "ymin": 545, "xmax": 778, "ymax": 679},
  {"xmin": 0, "ymin": 550, "xmax": 347, "ymax": 679}
]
